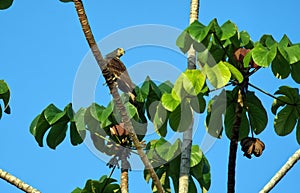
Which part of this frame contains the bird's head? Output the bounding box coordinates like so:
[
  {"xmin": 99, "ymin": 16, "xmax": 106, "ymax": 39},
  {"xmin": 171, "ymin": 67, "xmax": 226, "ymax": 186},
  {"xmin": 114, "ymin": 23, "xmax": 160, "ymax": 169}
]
[{"xmin": 116, "ymin": 48, "xmax": 125, "ymax": 57}]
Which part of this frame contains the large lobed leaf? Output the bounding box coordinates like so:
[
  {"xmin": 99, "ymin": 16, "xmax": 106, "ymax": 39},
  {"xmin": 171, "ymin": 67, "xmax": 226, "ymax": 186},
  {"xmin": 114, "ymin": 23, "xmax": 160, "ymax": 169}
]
[
  {"xmin": 30, "ymin": 103, "xmax": 85, "ymax": 149},
  {"xmin": 272, "ymin": 86, "xmax": 300, "ymax": 144}
]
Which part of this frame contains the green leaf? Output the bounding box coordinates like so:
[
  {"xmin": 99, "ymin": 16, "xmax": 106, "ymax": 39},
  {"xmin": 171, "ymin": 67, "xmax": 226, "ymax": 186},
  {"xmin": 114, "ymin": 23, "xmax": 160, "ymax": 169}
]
[
  {"xmin": 291, "ymin": 61, "xmax": 300, "ymax": 83},
  {"xmin": 296, "ymin": 120, "xmax": 300, "ymax": 145},
  {"xmin": 158, "ymin": 81, "xmax": 173, "ymax": 94},
  {"xmin": 274, "ymin": 86, "xmax": 299, "ymax": 104},
  {"xmin": 99, "ymin": 175, "xmax": 118, "ymax": 184},
  {"xmin": 190, "ymin": 145, "xmax": 203, "ymax": 167},
  {"xmin": 176, "ymin": 30, "xmax": 194, "ymax": 53},
  {"xmin": 98, "ymin": 101, "xmax": 114, "ymax": 123},
  {"xmin": 274, "ymin": 105, "xmax": 298, "ymax": 136},
  {"xmin": 149, "ymin": 79, "xmax": 162, "ymax": 98},
  {"xmin": 0, "ymin": 80, "xmax": 10, "ymax": 109},
  {"xmin": 271, "ymin": 96, "xmax": 290, "ymax": 115},
  {"xmin": 225, "ymin": 88, "xmax": 250, "ymax": 140},
  {"xmin": 74, "ymin": 108, "xmax": 87, "ymax": 132},
  {"xmin": 155, "ymin": 138, "xmax": 181, "ymax": 162},
  {"xmin": 140, "ymin": 76, "xmax": 151, "ymax": 99},
  {"xmin": 225, "ymin": 105, "xmax": 249, "ymax": 140},
  {"xmin": 89, "ymin": 103, "xmax": 105, "ymax": 121},
  {"xmin": 161, "ymin": 93, "xmax": 180, "ymax": 112},
  {"xmin": 46, "ymin": 121, "xmax": 68, "ymax": 149},
  {"xmin": 0, "ymin": 80, "xmax": 9, "ymax": 95},
  {"xmin": 44, "ymin": 104, "xmax": 69, "ymax": 125},
  {"xmin": 85, "ymin": 107, "xmax": 102, "ymax": 133},
  {"xmin": 240, "ymin": 31, "xmax": 250, "ymax": 47},
  {"xmin": 30, "ymin": 114, "xmax": 40, "ymax": 135},
  {"xmin": 271, "ymin": 51, "xmax": 290, "ymax": 79},
  {"xmin": 150, "ymin": 102, "xmax": 169, "ymax": 137},
  {"xmin": 223, "ymin": 62, "xmax": 244, "ymax": 83},
  {"xmin": 182, "ymin": 69, "xmax": 206, "ymax": 96},
  {"xmin": 71, "ymin": 188, "xmax": 82, "ymax": 193},
  {"xmin": 209, "ymin": 19, "xmax": 222, "ymax": 38},
  {"xmin": 243, "ymin": 49, "xmax": 253, "ymax": 68},
  {"xmin": 260, "ymin": 35, "xmax": 277, "ymax": 48},
  {"xmin": 285, "ymin": 45, "xmax": 300, "ymax": 64},
  {"xmin": 172, "ymin": 73, "xmax": 187, "ymax": 101},
  {"xmin": 190, "ymin": 93, "xmax": 206, "ymax": 114},
  {"xmin": 169, "ymin": 99, "xmax": 193, "ymax": 132},
  {"xmin": 279, "ymin": 34, "xmax": 292, "ymax": 47},
  {"xmin": 205, "ymin": 91, "xmax": 227, "ymax": 138},
  {"xmin": 190, "ymin": 156, "xmax": 211, "ymax": 192},
  {"xmin": 124, "ymin": 102, "xmax": 138, "ymax": 119},
  {"xmin": 188, "ymin": 20, "xmax": 210, "ymax": 43},
  {"xmin": 252, "ymin": 43, "xmax": 277, "ymax": 67},
  {"xmin": 70, "ymin": 121, "xmax": 85, "ymax": 146},
  {"xmin": 82, "ymin": 180, "xmax": 102, "ymax": 193},
  {"xmin": 209, "ymin": 42, "xmax": 226, "ymax": 63},
  {"xmin": 0, "ymin": 0, "xmax": 13, "ymax": 10},
  {"xmin": 203, "ymin": 62, "xmax": 231, "ymax": 89},
  {"xmin": 245, "ymin": 92, "xmax": 268, "ymax": 134},
  {"xmin": 64, "ymin": 103, "xmax": 74, "ymax": 121},
  {"xmin": 188, "ymin": 177, "xmax": 197, "ymax": 193},
  {"xmin": 220, "ymin": 20, "xmax": 237, "ymax": 41},
  {"xmin": 31, "ymin": 112, "xmax": 51, "ymax": 147}
]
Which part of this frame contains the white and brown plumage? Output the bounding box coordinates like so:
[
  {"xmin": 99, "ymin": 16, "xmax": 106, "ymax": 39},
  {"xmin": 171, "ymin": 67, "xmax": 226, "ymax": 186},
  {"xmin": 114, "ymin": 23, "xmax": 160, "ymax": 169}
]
[{"xmin": 105, "ymin": 48, "xmax": 136, "ymax": 102}]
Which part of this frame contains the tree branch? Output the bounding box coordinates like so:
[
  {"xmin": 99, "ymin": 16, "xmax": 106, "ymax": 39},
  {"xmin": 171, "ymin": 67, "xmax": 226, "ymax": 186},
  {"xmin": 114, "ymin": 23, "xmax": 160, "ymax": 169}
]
[
  {"xmin": 0, "ymin": 169, "xmax": 41, "ymax": 193},
  {"xmin": 179, "ymin": 1, "xmax": 199, "ymax": 193},
  {"xmin": 227, "ymin": 88, "xmax": 244, "ymax": 193},
  {"xmin": 72, "ymin": 1, "xmax": 164, "ymax": 192},
  {"xmin": 259, "ymin": 148, "xmax": 300, "ymax": 193},
  {"xmin": 248, "ymin": 83, "xmax": 295, "ymax": 106}
]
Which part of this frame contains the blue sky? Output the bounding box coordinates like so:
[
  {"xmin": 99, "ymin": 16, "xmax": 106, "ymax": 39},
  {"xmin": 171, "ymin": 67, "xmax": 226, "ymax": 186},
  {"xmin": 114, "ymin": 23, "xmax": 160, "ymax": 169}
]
[{"xmin": 1, "ymin": 0, "xmax": 300, "ymax": 193}]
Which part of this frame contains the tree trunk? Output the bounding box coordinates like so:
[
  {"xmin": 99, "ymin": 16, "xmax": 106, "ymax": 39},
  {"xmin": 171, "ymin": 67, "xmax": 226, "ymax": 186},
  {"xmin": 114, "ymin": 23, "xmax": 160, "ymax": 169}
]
[
  {"xmin": 120, "ymin": 169, "xmax": 129, "ymax": 193},
  {"xmin": 179, "ymin": 1, "xmax": 199, "ymax": 193},
  {"xmin": 0, "ymin": 169, "xmax": 41, "ymax": 193},
  {"xmin": 72, "ymin": 1, "xmax": 164, "ymax": 192},
  {"xmin": 227, "ymin": 89, "xmax": 244, "ymax": 193},
  {"xmin": 259, "ymin": 148, "xmax": 300, "ymax": 193}
]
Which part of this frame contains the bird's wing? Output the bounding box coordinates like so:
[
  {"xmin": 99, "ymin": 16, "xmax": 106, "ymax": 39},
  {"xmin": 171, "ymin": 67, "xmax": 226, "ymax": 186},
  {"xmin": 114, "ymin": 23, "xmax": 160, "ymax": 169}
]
[{"xmin": 107, "ymin": 58, "xmax": 127, "ymax": 76}]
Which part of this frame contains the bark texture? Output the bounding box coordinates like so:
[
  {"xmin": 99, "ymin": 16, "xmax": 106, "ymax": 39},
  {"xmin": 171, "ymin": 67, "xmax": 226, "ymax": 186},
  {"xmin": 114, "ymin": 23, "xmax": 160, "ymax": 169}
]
[
  {"xmin": 259, "ymin": 148, "xmax": 300, "ymax": 193},
  {"xmin": 0, "ymin": 169, "xmax": 41, "ymax": 193},
  {"xmin": 178, "ymin": 1, "xmax": 199, "ymax": 193},
  {"xmin": 73, "ymin": 1, "xmax": 164, "ymax": 192},
  {"xmin": 227, "ymin": 89, "xmax": 244, "ymax": 193}
]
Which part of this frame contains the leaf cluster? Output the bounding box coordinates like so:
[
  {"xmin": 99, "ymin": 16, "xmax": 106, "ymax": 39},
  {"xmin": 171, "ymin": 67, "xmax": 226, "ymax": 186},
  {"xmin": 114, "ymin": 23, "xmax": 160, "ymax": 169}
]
[
  {"xmin": 72, "ymin": 175, "xmax": 120, "ymax": 193},
  {"xmin": 144, "ymin": 140, "xmax": 210, "ymax": 193}
]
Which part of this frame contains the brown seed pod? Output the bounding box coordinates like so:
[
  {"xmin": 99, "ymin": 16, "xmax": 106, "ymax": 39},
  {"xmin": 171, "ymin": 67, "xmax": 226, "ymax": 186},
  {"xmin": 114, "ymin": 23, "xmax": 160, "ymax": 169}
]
[
  {"xmin": 234, "ymin": 48, "xmax": 259, "ymax": 69},
  {"xmin": 240, "ymin": 137, "xmax": 265, "ymax": 159},
  {"xmin": 234, "ymin": 48, "xmax": 251, "ymax": 63}
]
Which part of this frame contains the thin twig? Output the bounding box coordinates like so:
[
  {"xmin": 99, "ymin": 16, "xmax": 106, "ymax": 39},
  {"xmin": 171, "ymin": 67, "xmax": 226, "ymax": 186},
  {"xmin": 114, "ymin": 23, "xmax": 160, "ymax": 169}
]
[
  {"xmin": 212, "ymin": 32, "xmax": 231, "ymax": 60},
  {"xmin": 208, "ymin": 82, "xmax": 233, "ymax": 93},
  {"xmin": 246, "ymin": 67, "xmax": 261, "ymax": 78},
  {"xmin": 100, "ymin": 166, "xmax": 116, "ymax": 193},
  {"xmin": 248, "ymin": 83, "xmax": 295, "ymax": 106}
]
